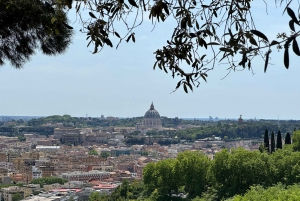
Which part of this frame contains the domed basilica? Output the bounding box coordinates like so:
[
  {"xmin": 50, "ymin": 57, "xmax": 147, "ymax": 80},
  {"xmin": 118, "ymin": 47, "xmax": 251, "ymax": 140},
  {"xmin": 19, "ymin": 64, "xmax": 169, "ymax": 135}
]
[{"xmin": 136, "ymin": 103, "xmax": 162, "ymax": 130}]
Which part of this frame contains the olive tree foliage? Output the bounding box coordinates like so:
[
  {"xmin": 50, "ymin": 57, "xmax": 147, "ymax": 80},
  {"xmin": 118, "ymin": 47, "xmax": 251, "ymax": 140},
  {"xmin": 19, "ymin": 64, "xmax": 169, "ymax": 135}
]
[
  {"xmin": 0, "ymin": 0, "xmax": 73, "ymax": 68},
  {"xmin": 292, "ymin": 130, "xmax": 300, "ymax": 151},
  {"xmin": 72, "ymin": 0, "xmax": 300, "ymax": 92},
  {"xmin": 143, "ymin": 151, "xmax": 210, "ymax": 197},
  {"xmin": 230, "ymin": 184, "xmax": 300, "ymax": 201}
]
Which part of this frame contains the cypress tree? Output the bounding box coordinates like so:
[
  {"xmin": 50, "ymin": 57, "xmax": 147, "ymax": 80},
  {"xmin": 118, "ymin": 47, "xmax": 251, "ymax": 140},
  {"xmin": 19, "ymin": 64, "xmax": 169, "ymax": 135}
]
[
  {"xmin": 285, "ymin": 132, "xmax": 291, "ymax": 144},
  {"xmin": 277, "ymin": 130, "xmax": 282, "ymax": 149},
  {"xmin": 271, "ymin": 131, "xmax": 275, "ymax": 153},
  {"xmin": 264, "ymin": 129, "xmax": 269, "ymax": 152}
]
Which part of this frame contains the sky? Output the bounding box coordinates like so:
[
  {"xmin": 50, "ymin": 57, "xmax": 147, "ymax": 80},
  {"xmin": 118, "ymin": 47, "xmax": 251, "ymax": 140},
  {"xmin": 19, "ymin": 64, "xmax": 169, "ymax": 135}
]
[{"xmin": 1, "ymin": 1, "xmax": 300, "ymax": 120}]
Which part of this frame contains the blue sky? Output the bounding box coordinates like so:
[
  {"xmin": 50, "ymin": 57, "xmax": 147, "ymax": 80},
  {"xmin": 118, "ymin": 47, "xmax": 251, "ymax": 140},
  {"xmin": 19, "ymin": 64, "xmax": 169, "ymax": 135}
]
[{"xmin": 0, "ymin": 1, "xmax": 300, "ymax": 119}]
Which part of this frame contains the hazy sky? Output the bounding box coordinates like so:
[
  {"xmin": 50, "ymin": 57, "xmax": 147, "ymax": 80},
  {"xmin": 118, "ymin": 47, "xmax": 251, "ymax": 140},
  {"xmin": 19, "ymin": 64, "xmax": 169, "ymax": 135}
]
[{"xmin": 1, "ymin": 1, "xmax": 300, "ymax": 119}]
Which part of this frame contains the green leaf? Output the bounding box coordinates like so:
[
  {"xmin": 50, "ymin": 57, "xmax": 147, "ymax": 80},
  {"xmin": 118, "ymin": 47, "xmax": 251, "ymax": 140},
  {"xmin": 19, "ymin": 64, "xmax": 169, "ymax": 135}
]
[
  {"xmin": 153, "ymin": 61, "xmax": 158, "ymax": 69},
  {"xmin": 264, "ymin": 51, "xmax": 270, "ymax": 73},
  {"xmin": 126, "ymin": 35, "xmax": 132, "ymax": 42},
  {"xmin": 284, "ymin": 47, "xmax": 289, "ymax": 69},
  {"xmin": 63, "ymin": 22, "xmax": 73, "ymax": 30},
  {"xmin": 292, "ymin": 39, "xmax": 300, "ymax": 56},
  {"xmin": 87, "ymin": 40, "xmax": 92, "ymax": 47},
  {"xmin": 115, "ymin": 32, "xmax": 120, "ymax": 38},
  {"xmin": 250, "ymin": 30, "xmax": 269, "ymax": 42},
  {"xmin": 249, "ymin": 37, "xmax": 258, "ymax": 46},
  {"xmin": 89, "ymin": 12, "xmax": 97, "ymax": 18},
  {"xmin": 104, "ymin": 38, "xmax": 113, "ymax": 47},
  {"xmin": 289, "ymin": 20, "xmax": 295, "ymax": 32},
  {"xmin": 201, "ymin": 74, "xmax": 207, "ymax": 82},
  {"xmin": 175, "ymin": 81, "xmax": 181, "ymax": 89},
  {"xmin": 287, "ymin": 7, "xmax": 299, "ymax": 25},
  {"xmin": 196, "ymin": 21, "xmax": 199, "ymax": 30},
  {"xmin": 200, "ymin": 54, "xmax": 206, "ymax": 60},
  {"xmin": 220, "ymin": 47, "xmax": 232, "ymax": 52},
  {"xmin": 162, "ymin": 3, "xmax": 169, "ymax": 15},
  {"xmin": 183, "ymin": 84, "xmax": 188, "ymax": 93},
  {"xmin": 128, "ymin": 0, "xmax": 138, "ymax": 8},
  {"xmin": 51, "ymin": 17, "xmax": 57, "ymax": 24},
  {"xmin": 207, "ymin": 42, "xmax": 219, "ymax": 45}
]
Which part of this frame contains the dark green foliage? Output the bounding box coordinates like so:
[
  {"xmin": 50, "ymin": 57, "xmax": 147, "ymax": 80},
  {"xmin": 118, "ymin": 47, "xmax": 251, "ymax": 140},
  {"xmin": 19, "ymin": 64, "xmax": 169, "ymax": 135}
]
[
  {"xmin": 88, "ymin": 191, "xmax": 102, "ymax": 201},
  {"xmin": 277, "ymin": 130, "xmax": 282, "ymax": 149},
  {"xmin": 28, "ymin": 115, "xmax": 76, "ymax": 127},
  {"xmin": 264, "ymin": 129, "xmax": 269, "ymax": 152},
  {"xmin": 12, "ymin": 193, "xmax": 22, "ymax": 201},
  {"xmin": 72, "ymin": 0, "xmax": 300, "ymax": 92},
  {"xmin": 143, "ymin": 151, "xmax": 210, "ymax": 197},
  {"xmin": 18, "ymin": 136, "xmax": 26, "ymax": 142},
  {"xmin": 285, "ymin": 132, "xmax": 291, "ymax": 144},
  {"xmin": 30, "ymin": 177, "xmax": 67, "ymax": 187},
  {"xmin": 270, "ymin": 131, "xmax": 275, "ymax": 153},
  {"xmin": 0, "ymin": 0, "xmax": 73, "ymax": 68},
  {"xmin": 212, "ymin": 148, "xmax": 300, "ymax": 199},
  {"xmin": 88, "ymin": 149, "xmax": 98, "ymax": 155},
  {"xmin": 212, "ymin": 148, "xmax": 269, "ymax": 198},
  {"xmin": 99, "ymin": 148, "xmax": 300, "ymax": 200},
  {"xmin": 89, "ymin": 180, "xmax": 145, "ymax": 201},
  {"xmin": 292, "ymin": 130, "xmax": 300, "ymax": 151},
  {"xmin": 100, "ymin": 152, "xmax": 109, "ymax": 158},
  {"xmin": 230, "ymin": 184, "xmax": 300, "ymax": 201},
  {"xmin": 120, "ymin": 180, "xmax": 129, "ymax": 199}
]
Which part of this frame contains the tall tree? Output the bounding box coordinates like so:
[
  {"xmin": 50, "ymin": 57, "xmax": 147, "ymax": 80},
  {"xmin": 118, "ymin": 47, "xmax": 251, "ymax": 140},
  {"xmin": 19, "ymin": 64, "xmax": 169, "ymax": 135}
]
[
  {"xmin": 89, "ymin": 191, "xmax": 102, "ymax": 201},
  {"xmin": 277, "ymin": 130, "xmax": 282, "ymax": 150},
  {"xmin": 292, "ymin": 130, "xmax": 300, "ymax": 151},
  {"xmin": 0, "ymin": 0, "xmax": 73, "ymax": 68},
  {"xmin": 12, "ymin": 193, "xmax": 22, "ymax": 201},
  {"xmin": 285, "ymin": 132, "xmax": 292, "ymax": 145},
  {"xmin": 271, "ymin": 132, "xmax": 275, "ymax": 153},
  {"xmin": 175, "ymin": 151, "xmax": 210, "ymax": 196},
  {"xmin": 264, "ymin": 129, "xmax": 269, "ymax": 152}
]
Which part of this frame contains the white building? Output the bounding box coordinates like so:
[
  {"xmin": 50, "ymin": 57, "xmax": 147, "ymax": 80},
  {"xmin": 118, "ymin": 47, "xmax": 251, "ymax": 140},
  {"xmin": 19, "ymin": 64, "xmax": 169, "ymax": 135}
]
[
  {"xmin": 35, "ymin": 146, "xmax": 60, "ymax": 152},
  {"xmin": 32, "ymin": 166, "xmax": 42, "ymax": 179},
  {"xmin": 61, "ymin": 170, "xmax": 110, "ymax": 182}
]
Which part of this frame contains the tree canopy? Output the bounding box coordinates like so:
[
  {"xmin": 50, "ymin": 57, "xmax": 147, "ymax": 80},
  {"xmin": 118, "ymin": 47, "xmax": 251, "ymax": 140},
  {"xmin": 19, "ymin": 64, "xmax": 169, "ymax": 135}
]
[
  {"xmin": 0, "ymin": 0, "xmax": 73, "ymax": 68},
  {"xmin": 30, "ymin": 177, "xmax": 67, "ymax": 187},
  {"xmin": 230, "ymin": 184, "xmax": 300, "ymax": 201},
  {"xmin": 3, "ymin": 0, "xmax": 300, "ymax": 91}
]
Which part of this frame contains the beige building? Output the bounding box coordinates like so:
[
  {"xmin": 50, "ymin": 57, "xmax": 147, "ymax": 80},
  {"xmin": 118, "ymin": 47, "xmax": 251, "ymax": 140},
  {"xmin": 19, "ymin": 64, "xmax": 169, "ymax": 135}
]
[
  {"xmin": 134, "ymin": 156, "xmax": 152, "ymax": 179},
  {"xmin": 1, "ymin": 186, "xmax": 24, "ymax": 201},
  {"xmin": 0, "ymin": 152, "xmax": 7, "ymax": 162},
  {"xmin": 53, "ymin": 128, "xmax": 81, "ymax": 140}
]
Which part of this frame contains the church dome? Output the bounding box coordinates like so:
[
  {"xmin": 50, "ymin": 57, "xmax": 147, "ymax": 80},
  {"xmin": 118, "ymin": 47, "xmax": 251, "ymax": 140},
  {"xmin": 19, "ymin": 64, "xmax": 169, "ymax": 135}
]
[{"xmin": 144, "ymin": 103, "xmax": 161, "ymax": 118}]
